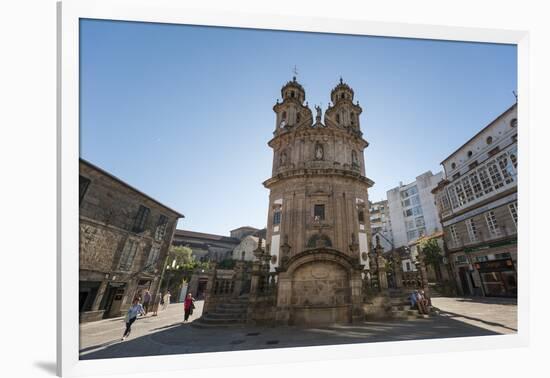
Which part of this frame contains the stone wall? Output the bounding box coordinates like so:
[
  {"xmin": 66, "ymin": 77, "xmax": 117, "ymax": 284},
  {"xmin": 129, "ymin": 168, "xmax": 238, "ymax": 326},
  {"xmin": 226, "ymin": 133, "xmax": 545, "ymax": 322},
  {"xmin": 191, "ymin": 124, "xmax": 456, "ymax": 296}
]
[{"xmin": 291, "ymin": 261, "xmax": 350, "ymax": 307}]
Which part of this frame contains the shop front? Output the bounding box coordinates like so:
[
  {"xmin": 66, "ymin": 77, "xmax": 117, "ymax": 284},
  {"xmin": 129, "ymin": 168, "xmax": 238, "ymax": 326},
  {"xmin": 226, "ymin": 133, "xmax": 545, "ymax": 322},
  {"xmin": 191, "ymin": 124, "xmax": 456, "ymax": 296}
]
[{"xmin": 474, "ymin": 259, "xmax": 517, "ymax": 297}]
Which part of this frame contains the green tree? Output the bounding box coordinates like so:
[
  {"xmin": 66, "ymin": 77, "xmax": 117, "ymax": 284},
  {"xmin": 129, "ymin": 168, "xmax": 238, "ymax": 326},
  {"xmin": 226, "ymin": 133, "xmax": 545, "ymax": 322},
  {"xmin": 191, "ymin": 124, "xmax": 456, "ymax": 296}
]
[
  {"xmin": 420, "ymin": 238, "xmax": 443, "ymax": 281},
  {"xmin": 161, "ymin": 246, "xmax": 211, "ymax": 301}
]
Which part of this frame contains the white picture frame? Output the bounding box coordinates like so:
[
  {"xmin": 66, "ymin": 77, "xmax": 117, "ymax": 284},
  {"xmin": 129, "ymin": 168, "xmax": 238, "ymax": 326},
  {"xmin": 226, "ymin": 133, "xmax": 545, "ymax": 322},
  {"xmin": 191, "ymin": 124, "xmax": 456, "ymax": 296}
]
[{"xmin": 58, "ymin": 0, "xmax": 530, "ymax": 376}]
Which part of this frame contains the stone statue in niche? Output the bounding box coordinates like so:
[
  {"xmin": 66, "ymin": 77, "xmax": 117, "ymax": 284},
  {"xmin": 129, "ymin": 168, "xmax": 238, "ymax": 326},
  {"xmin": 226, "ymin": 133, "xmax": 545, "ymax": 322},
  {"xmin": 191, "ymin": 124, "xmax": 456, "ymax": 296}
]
[
  {"xmin": 352, "ymin": 150, "xmax": 358, "ymax": 166},
  {"xmin": 280, "ymin": 151, "xmax": 287, "ymax": 166},
  {"xmin": 314, "ymin": 143, "xmax": 324, "ymax": 160}
]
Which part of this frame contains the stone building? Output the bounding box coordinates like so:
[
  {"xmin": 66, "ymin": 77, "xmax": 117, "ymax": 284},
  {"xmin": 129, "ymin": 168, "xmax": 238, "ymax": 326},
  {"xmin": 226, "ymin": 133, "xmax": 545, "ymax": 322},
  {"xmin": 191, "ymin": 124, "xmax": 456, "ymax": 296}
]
[
  {"xmin": 230, "ymin": 226, "xmax": 260, "ymax": 240},
  {"xmin": 387, "ymin": 171, "xmax": 444, "ymax": 248},
  {"xmin": 262, "ymin": 77, "xmax": 374, "ymax": 325},
  {"xmin": 79, "ymin": 159, "xmax": 183, "ymax": 322},
  {"xmin": 369, "ymin": 200, "xmax": 393, "ymax": 252},
  {"xmin": 171, "ymin": 230, "xmax": 240, "ymax": 262},
  {"xmin": 232, "ymin": 235, "xmax": 260, "ymax": 262},
  {"xmin": 432, "ymin": 103, "xmax": 517, "ymax": 297}
]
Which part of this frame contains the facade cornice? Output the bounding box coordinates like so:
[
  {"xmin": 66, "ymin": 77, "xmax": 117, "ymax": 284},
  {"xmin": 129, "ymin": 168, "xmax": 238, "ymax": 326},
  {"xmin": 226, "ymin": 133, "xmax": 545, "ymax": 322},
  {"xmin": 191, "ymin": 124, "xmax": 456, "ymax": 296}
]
[
  {"xmin": 268, "ymin": 126, "xmax": 368, "ymax": 149},
  {"xmin": 263, "ymin": 168, "xmax": 374, "ymax": 189}
]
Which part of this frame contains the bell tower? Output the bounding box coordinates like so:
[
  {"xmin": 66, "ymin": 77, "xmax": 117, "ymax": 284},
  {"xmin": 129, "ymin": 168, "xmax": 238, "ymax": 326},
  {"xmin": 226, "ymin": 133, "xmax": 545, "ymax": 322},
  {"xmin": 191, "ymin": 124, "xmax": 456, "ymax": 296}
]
[
  {"xmin": 324, "ymin": 77, "xmax": 363, "ymax": 131},
  {"xmin": 273, "ymin": 76, "xmax": 312, "ymax": 132},
  {"xmin": 263, "ymin": 77, "xmax": 374, "ymax": 326}
]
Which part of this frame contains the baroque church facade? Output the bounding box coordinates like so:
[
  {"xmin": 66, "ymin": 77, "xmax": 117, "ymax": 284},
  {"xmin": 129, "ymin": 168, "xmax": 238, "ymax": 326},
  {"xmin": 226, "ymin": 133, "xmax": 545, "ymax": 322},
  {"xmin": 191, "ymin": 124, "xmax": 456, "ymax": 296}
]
[{"xmin": 263, "ymin": 77, "xmax": 375, "ymax": 324}]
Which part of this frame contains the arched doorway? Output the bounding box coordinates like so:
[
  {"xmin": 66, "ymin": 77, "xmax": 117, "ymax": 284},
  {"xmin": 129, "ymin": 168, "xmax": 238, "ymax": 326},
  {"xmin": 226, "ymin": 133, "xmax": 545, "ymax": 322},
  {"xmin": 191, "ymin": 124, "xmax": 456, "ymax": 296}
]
[{"xmin": 290, "ymin": 260, "xmax": 351, "ymax": 324}]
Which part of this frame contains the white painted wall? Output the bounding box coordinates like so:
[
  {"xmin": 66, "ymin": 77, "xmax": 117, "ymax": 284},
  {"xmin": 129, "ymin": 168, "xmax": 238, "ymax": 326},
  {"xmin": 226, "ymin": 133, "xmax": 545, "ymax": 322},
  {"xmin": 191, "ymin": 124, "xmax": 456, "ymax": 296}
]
[
  {"xmin": 358, "ymin": 231, "xmax": 369, "ymax": 270},
  {"xmin": 269, "ymin": 234, "xmax": 281, "ymax": 272}
]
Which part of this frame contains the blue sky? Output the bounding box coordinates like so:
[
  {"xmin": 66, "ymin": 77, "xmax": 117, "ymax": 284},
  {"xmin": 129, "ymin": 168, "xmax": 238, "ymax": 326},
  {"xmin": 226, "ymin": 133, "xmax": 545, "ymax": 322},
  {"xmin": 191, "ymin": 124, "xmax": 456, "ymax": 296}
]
[{"xmin": 80, "ymin": 19, "xmax": 517, "ymax": 236}]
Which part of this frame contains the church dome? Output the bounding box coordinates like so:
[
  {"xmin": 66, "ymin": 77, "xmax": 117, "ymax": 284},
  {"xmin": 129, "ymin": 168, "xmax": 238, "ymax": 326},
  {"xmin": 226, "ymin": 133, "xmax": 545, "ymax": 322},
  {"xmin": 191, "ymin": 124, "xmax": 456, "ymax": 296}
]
[
  {"xmin": 330, "ymin": 77, "xmax": 354, "ymax": 104},
  {"xmin": 281, "ymin": 76, "xmax": 306, "ymax": 103}
]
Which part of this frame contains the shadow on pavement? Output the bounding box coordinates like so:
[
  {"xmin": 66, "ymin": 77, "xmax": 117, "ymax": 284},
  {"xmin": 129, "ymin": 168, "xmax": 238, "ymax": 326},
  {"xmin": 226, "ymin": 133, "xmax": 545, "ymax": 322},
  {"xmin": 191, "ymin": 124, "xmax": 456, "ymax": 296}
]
[
  {"xmin": 80, "ymin": 314, "xmax": 503, "ymax": 360},
  {"xmin": 79, "ymin": 339, "xmax": 121, "ymax": 354},
  {"xmin": 149, "ymin": 322, "xmax": 183, "ymax": 332},
  {"xmin": 453, "ymin": 297, "xmax": 517, "ymax": 306},
  {"xmin": 438, "ymin": 310, "xmax": 517, "ymax": 332}
]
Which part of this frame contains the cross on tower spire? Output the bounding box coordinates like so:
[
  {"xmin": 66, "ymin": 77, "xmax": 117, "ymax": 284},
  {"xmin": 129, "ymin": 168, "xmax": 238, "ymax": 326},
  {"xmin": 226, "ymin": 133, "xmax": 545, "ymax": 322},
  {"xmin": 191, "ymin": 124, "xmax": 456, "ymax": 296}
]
[{"xmin": 293, "ymin": 65, "xmax": 299, "ymax": 80}]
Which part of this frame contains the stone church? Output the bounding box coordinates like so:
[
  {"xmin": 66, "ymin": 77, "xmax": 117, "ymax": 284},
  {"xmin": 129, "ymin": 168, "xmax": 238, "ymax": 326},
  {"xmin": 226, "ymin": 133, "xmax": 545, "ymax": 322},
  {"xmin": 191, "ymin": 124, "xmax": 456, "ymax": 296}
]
[
  {"xmin": 198, "ymin": 77, "xmax": 429, "ymax": 327},
  {"xmin": 263, "ymin": 77, "xmax": 374, "ymax": 324}
]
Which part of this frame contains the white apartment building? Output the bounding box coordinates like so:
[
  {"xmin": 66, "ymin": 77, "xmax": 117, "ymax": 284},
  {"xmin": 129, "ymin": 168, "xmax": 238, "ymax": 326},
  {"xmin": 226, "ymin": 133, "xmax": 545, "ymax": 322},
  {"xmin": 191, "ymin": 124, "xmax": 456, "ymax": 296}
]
[
  {"xmin": 369, "ymin": 200, "xmax": 393, "ymax": 252},
  {"xmin": 387, "ymin": 171, "xmax": 444, "ymax": 249}
]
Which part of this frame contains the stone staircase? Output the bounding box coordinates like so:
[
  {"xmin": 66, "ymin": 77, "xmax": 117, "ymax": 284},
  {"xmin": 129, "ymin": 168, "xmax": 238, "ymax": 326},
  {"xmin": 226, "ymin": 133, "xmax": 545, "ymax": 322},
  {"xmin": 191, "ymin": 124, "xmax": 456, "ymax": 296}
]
[
  {"xmin": 192, "ymin": 295, "xmax": 249, "ymax": 328},
  {"xmin": 386, "ymin": 288, "xmax": 431, "ymax": 320}
]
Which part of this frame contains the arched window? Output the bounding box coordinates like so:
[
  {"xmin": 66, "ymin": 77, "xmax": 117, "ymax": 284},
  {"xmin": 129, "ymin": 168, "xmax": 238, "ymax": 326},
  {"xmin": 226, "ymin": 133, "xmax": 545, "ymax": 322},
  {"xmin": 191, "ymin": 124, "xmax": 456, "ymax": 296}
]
[
  {"xmin": 296, "ymin": 113, "xmax": 301, "ymax": 123},
  {"xmin": 341, "ymin": 93, "xmax": 345, "ymax": 99},
  {"xmin": 291, "ymin": 91, "xmax": 295, "ymax": 98},
  {"xmin": 336, "ymin": 113, "xmax": 340, "ymax": 124},
  {"xmin": 282, "ymin": 111, "xmax": 287, "ymax": 120},
  {"xmin": 486, "ymin": 136, "xmax": 493, "ymax": 145}
]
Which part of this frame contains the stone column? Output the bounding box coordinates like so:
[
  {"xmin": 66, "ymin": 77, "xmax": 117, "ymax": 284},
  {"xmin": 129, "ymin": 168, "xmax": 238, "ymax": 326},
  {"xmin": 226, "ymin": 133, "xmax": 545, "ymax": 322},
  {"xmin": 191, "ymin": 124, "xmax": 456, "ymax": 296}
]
[
  {"xmin": 249, "ymin": 261, "xmax": 261, "ymax": 297},
  {"xmin": 274, "ymin": 273, "xmax": 292, "ymax": 325},
  {"xmin": 377, "ymin": 254, "xmax": 388, "ymax": 290},
  {"xmin": 202, "ymin": 267, "xmax": 216, "ymax": 313},
  {"xmin": 416, "ymin": 254, "xmax": 430, "ymax": 297},
  {"xmin": 392, "ymin": 250, "xmax": 403, "ymax": 289},
  {"xmin": 91, "ymin": 279, "xmax": 109, "ymax": 311},
  {"xmin": 374, "ymin": 236, "xmax": 388, "ymax": 291},
  {"xmin": 350, "ymin": 270, "xmax": 365, "ymax": 322},
  {"xmin": 233, "ymin": 261, "xmax": 245, "ymax": 297}
]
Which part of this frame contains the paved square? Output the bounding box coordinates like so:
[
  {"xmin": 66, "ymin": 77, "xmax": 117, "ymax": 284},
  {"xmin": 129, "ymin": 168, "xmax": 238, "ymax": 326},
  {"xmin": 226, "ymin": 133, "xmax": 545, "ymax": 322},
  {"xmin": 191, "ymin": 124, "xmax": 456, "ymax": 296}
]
[{"xmin": 80, "ymin": 296, "xmax": 517, "ymax": 360}]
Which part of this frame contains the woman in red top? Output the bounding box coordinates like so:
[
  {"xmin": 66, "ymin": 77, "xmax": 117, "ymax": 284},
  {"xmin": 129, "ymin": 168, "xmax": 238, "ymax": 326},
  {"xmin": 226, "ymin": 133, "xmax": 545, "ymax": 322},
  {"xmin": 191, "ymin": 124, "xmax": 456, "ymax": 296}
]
[{"xmin": 183, "ymin": 293, "xmax": 195, "ymax": 322}]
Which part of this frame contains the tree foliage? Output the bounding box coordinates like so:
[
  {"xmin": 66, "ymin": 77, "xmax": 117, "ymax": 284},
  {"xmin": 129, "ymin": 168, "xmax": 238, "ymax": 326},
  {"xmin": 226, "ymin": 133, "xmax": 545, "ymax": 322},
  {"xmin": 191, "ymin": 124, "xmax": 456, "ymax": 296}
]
[
  {"xmin": 168, "ymin": 245, "xmax": 209, "ymax": 271},
  {"xmin": 420, "ymin": 238, "xmax": 443, "ymax": 267}
]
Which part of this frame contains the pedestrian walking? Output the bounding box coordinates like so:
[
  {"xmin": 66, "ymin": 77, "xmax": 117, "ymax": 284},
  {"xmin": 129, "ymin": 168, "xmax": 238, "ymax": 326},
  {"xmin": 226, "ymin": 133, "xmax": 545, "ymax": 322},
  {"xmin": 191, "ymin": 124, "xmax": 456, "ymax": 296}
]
[
  {"xmin": 142, "ymin": 289, "xmax": 152, "ymax": 315},
  {"xmin": 183, "ymin": 293, "xmax": 195, "ymax": 322},
  {"xmin": 162, "ymin": 291, "xmax": 171, "ymax": 310},
  {"xmin": 121, "ymin": 298, "xmax": 145, "ymax": 341}
]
